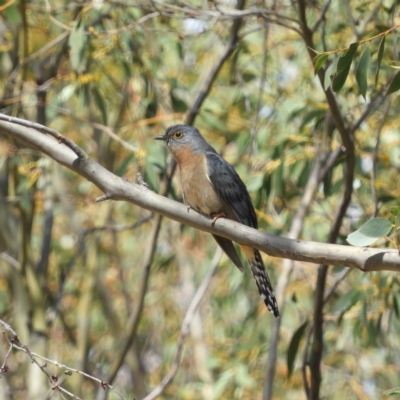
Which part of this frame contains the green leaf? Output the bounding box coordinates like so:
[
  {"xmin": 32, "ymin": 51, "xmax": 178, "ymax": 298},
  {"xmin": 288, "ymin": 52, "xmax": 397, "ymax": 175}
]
[
  {"xmin": 273, "ymin": 151, "xmax": 284, "ymax": 198},
  {"xmin": 171, "ymin": 90, "xmax": 187, "ymax": 113},
  {"xmin": 378, "ymin": 194, "xmax": 397, "ymax": 203},
  {"xmin": 324, "ymin": 57, "xmax": 338, "ymax": 91},
  {"xmin": 287, "ymin": 321, "xmax": 308, "ymax": 378},
  {"xmin": 337, "ymin": 42, "xmax": 359, "ymax": 73},
  {"xmin": 375, "ymin": 35, "xmax": 386, "ymax": 87},
  {"xmin": 387, "ymin": 70, "xmax": 400, "ymax": 95},
  {"xmin": 393, "ymin": 294, "xmax": 400, "ymax": 319},
  {"xmin": 355, "ymin": 47, "xmax": 371, "ymax": 100},
  {"xmin": 385, "ymin": 387, "xmax": 400, "ymax": 396},
  {"xmin": 176, "ymin": 41, "xmax": 183, "ymax": 59},
  {"xmin": 347, "ymin": 230, "xmax": 377, "ymax": 246},
  {"xmin": 314, "ymin": 54, "xmax": 329, "ymax": 75},
  {"xmin": 3, "ymin": 2, "xmax": 21, "ymax": 24},
  {"xmin": 359, "ymin": 217, "xmax": 393, "ymax": 237},
  {"xmin": 332, "ymin": 64, "xmax": 351, "ymax": 92},
  {"xmin": 360, "ymin": 298, "xmax": 368, "ymax": 324},
  {"xmin": 69, "ymin": 19, "xmax": 87, "ymax": 74},
  {"xmin": 347, "ymin": 218, "xmax": 393, "ymax": 246},
  {"xmin": 333, "ymin": 289, "xmax": 361, "ymax": 313},
  {"xmin": 297, "ymin": 160, "xmax": 311, "ymax": 189},
  {"xmin": 367, "ymin": 319, "xmax": 377, "ymax": 346},
  {"xmin": 58, "ymin": 84, "xmax": 76, "ymax": 102},
  {"xmin": 331, "ymin": 42, "xmax": 359, "ymax": 92},
  {"xmin": 246, "ymin": 173, "xmax": 265, "ymax": 192},
  {"xmin": 292, "ymin": 292, "xmax": 298, "ymax": 303},
  {"xmin": 323, "ymin": 169, "xmax": 333, "ymax": 198},
  {"xmin": 212, "ymin": 370, "xmax": 234, "ymax": 400},
  {"xmin": 91, "ymin": 87, "xmax": 108, "ymax": 125},
  {"xmin": 391, "ymin": 207, "xmax": 400, "ymax": 217}
]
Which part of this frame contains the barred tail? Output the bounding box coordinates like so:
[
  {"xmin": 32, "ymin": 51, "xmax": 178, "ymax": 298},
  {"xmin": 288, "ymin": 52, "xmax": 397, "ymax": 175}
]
[{"xmin": 241, "ymin": 246, "xmax": 279, "ymax": 317}]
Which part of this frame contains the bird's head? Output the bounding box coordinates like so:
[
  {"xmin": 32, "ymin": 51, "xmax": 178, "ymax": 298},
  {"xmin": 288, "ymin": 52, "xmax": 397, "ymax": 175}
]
[{"xmin": 155, "ymin": 125, "xmax": 209, "ymax": 154}]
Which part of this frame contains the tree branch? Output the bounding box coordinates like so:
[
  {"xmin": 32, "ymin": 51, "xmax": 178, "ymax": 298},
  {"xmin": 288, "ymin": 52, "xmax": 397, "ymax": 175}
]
[{"xmin": 0, "ymin": 117, "xmax": 399, "ymax": 273}]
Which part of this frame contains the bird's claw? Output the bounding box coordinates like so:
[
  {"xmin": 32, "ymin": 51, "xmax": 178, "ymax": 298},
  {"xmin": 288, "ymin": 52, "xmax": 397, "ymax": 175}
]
[{"xmin": 211, "ymin": 212, "xmax": 225, "ymax": 226}]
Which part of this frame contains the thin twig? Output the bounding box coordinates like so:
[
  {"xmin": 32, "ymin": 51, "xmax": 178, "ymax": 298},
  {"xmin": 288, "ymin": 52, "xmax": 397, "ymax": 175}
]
[
  {"xmin": 0, "ymin": 252, "xmax": 20, "ymax": 269},
  {"xmin": 0, "ymin": 114, "xmax": 88, "ymax": 158},
  {"xmin": 323, "ymin": 269, "xmax": 352, "ymax": 304},
  {"xmin": 151, "ymin": 0, "xmax": 301, "ymax": 25},
  {"xmin": 344, "ymin": 0, "xmax": 360, "ymax": 40},
  {"xmin": 49, "ymin": 105, "xmax": 140, "ymax": 153},
  {"xmin": 351, "ymin": 85, "xmax": 388, "ymax": 134},
  {"xmin": 0, "ymin": 319, "xmax": 127, "ymax": 400},
  {"xmin": 44, "ymin": 0, "xmax": 73, "ymax": 30},
  {"xmin": 96, "ymin": 11, "xmax": 160, "ymax": 35},
  {"xmin": 312, "ymin": 0, "xmax": 331, "ymax": 33},
  {"xmin": 0, "ymin": 332, "xmax": 13, "ymax": 373}
]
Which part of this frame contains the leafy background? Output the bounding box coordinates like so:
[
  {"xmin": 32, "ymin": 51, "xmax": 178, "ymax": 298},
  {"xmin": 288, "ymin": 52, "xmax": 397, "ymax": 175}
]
[{"xmin": 0, "ymin": 0, "xmax": 400, "ymax": 399}]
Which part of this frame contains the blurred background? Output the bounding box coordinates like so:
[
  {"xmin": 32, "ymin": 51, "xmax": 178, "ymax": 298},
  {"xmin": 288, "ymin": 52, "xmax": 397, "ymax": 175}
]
[{"xmin": 0, "ymin": 0, "xmax": 400, "ymax": 399}]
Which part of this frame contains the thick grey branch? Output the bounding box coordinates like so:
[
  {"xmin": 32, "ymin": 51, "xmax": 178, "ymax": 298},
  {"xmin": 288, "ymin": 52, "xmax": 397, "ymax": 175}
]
[{"xmin": 1, "ymin": 118, "xmax": 399, "ymax": 272}]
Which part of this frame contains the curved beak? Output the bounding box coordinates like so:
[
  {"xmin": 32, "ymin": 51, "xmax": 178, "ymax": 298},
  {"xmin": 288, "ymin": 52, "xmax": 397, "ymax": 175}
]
[{"xmin": 154, "ymin": 135, "xmax": 165, "ymax": 141}]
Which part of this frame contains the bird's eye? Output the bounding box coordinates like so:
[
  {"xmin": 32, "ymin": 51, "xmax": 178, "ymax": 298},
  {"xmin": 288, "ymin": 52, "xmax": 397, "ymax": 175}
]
[{"xmin": 174, "ymin": 131, "xmax": 183, "ymax": 139}]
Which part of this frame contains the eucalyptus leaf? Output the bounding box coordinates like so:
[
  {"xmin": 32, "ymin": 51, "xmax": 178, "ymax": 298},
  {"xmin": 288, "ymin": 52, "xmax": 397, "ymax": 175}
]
[
  {"xmin": 391, "ymin": 207, "xmax": 400, "ymax": 217},
  {"xmin": 385, "ymin": 387, "xmax": 400, "ymax": 396},
  {"xmin": 332, "ymin": 64, "xmax": 351, "ymax": 92},
  {"xmin": 347, "ymin": 218, "xmax": 393, "ymax": 246},
  {"xmin": 287, "ymin": 321, "xmax": 308, "ymax": 378},
  {"xmin": 347, "ymin": 230, "xmax": 378, "ymax": 246},
  {"xmin": 324, "ymin": 57, "xmax": 338, "ymax": 91},
  {"xmin": 337, "ymin": 42, "xmax": 359, "ymax": 73},
  {"xmin": 375, "ymin": 35, "xmax": 386, "ymax": 87},
  {"xmin": 69, "ymin": 19, "xmax": 87, "ymax": 74},
  {"xmin": 334, "ymin": 289, "xmax": 361, "ymax": 313},
  {"xmin": 359, "ymin": 217, "xmax": 392, "ymax": 237},
  {"xmin": 314, "ymin": 54, "xmax": 329, "ymax": 75},
  {"xmin": 91, "ymin": 87, "xmax": 108, "ymax": 125},
  {"xmin": 387, "ymin": 70, "xmax": 400, "ymax": 95},
  {"xmin": 246, "ymin": 173, "xmax": 265, "ymax": 192},
  {"xmin": 355, "ymin": 47, "xmax": 371, "ymax": 99}
]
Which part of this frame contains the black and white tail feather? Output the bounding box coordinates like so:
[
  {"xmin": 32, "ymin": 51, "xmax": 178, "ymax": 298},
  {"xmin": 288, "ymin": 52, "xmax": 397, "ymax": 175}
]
[{"xmin": 248, "ymin": 250, "xmax": 279, "ymax": 317}]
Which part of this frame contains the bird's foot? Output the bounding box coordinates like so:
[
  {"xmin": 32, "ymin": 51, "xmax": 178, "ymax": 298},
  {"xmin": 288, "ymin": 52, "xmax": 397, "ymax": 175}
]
[
  {"xmin": 187, "ymin": 205, "xmax": 192, "ymax": 213},
  {"xmin": 211, "ymin": 212, "xmax": 225, "ymax": 226}
]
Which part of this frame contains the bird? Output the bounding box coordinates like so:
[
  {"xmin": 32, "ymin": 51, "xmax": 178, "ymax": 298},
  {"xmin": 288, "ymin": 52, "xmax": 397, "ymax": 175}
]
[{"xmin": 155, "ymin": 125, "xmax": 279, "ymax": 317}]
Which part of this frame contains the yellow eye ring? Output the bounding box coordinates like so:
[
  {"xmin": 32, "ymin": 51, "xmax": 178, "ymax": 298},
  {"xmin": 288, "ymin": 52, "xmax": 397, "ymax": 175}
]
[{"xmin": 174, "ymin": 131, "xmax": 183, "ymax": 139}]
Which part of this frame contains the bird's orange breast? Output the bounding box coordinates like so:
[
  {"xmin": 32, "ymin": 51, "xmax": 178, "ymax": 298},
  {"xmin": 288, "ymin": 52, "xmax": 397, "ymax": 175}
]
[{"xmin": 171, "ymin": 147, "xmax": 225, "ymax": 215}]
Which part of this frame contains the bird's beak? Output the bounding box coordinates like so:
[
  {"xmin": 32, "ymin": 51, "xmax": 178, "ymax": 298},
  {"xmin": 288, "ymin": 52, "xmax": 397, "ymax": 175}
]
[{"xmin": 154, "ymin": 135, "xmax": 165, "ymax": 141}]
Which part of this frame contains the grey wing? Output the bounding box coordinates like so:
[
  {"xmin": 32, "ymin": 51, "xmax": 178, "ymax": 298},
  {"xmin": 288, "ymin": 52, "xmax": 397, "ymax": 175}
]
[{"xmin": 205, "ymin": 152, "xmax": 258, "ymax": 229}]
